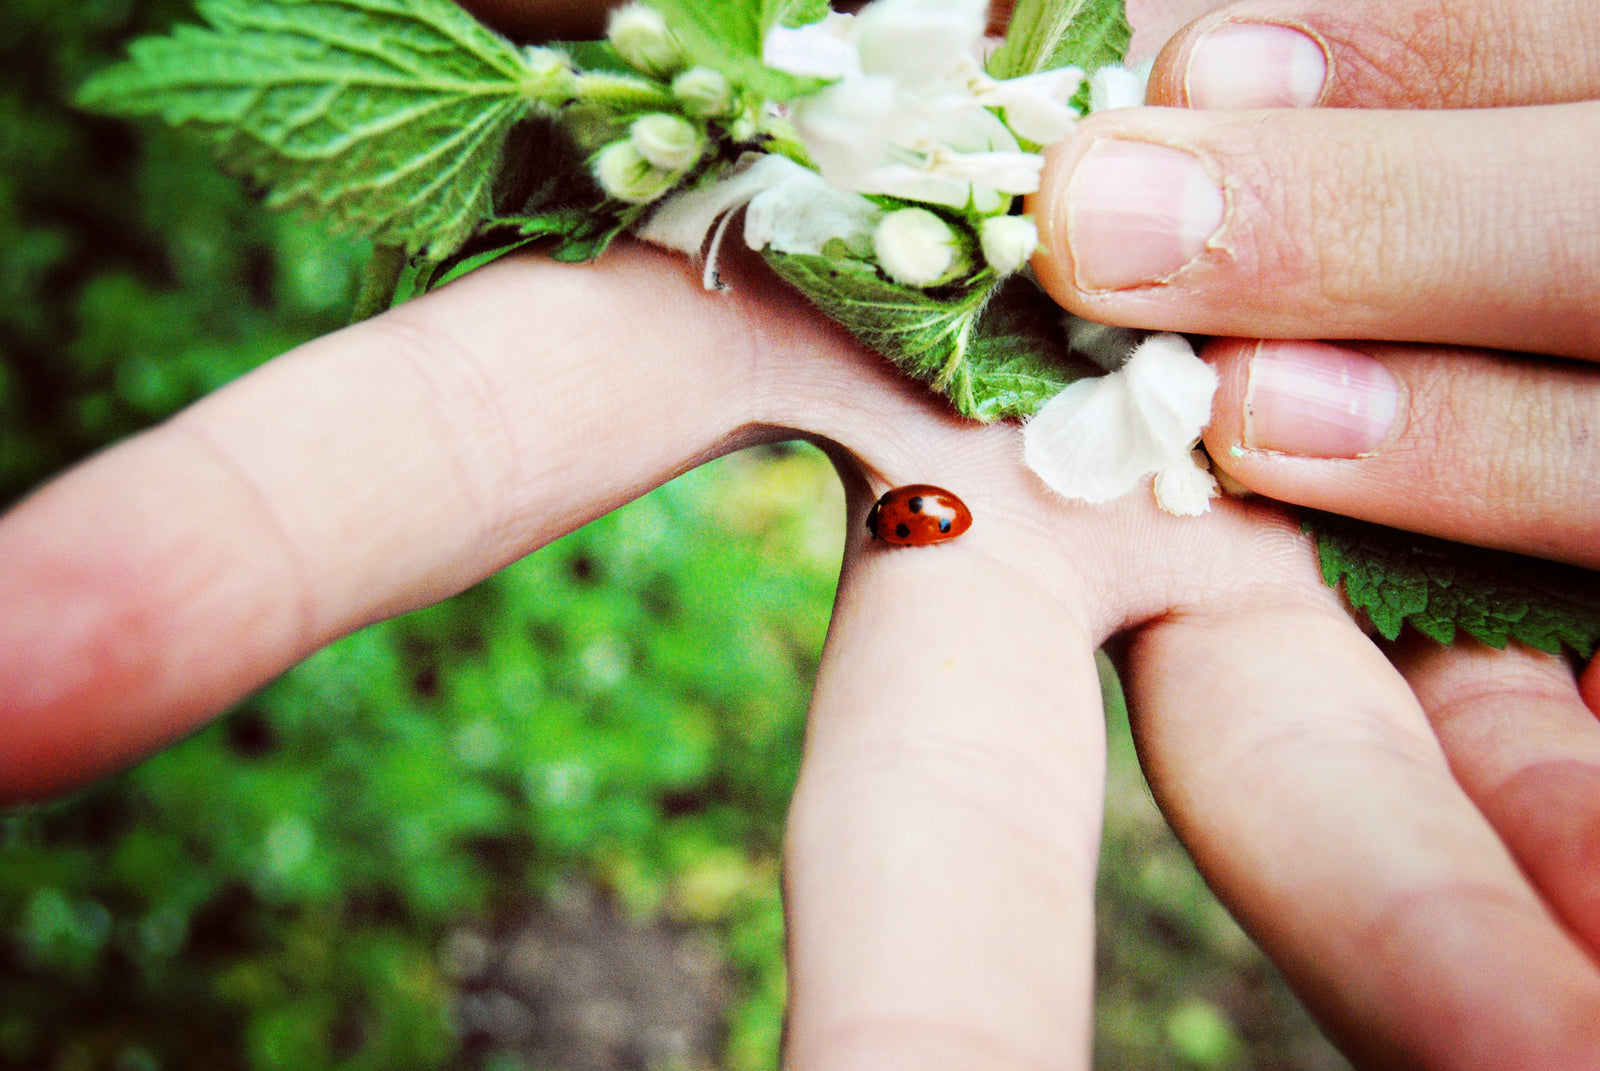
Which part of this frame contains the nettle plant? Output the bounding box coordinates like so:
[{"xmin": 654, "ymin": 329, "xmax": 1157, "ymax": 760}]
[{"xmin": 80, "ymin": 0, "xmax": 1600, "ymax": 654}]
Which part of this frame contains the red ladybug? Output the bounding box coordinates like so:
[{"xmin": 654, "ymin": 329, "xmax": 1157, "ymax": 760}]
[{"xmin": 866, "ymin": 484, "xmax": 972, "ymax": 545}]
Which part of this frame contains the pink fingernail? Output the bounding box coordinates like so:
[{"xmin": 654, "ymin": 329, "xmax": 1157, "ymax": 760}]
[
  {"xmin": 1186, "ymin": 23, "xmax": 1327, "ymax": 110},
  {"xmin": 1067, "ymin": 140, "xmax": 1225, "ymax": 289},
  {"xmin": 1244, "ymin": 341, "xmax": 1399, "ymax": 458}
]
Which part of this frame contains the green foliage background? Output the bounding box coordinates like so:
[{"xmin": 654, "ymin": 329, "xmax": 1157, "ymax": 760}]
[{"xmin": 2, "ymin": 3, "xmax": 1343, "ymax": 1069}]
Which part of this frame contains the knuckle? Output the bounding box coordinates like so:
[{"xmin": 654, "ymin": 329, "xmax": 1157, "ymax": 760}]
[
  {"xmin": 1319, "ymin": 0, "xmax": 1500, "ymax": 107},
  {"xmin": 359, "ymin": 311, "xmax": 528, "ymax": 554},
  {"xmin": 1398, "ymin": 352, "xmax": 1600, "ymax": 553}
]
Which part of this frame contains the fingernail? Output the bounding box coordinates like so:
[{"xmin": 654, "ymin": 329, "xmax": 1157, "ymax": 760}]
[
  {"xmin": 1186, "ymin": 23, "xmax": 1327, "ymax": 110},
  {"xmin": 1244, "ymin": 341, "xmax": 1399, "ymax": 458},
  {"xmin": 1067, "ymin": 140, "xmax": 1225, "ymax": 289}
]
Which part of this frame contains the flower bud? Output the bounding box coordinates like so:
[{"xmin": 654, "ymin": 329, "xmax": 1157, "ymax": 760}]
[
  {"xmin": 873, "ymin": 207, "xmax": 969, "ymax": 287},
  {"xmin": 979, "ymin": 214, "xmax": 1038, "ymax": 276},
  {"xmin": 726, "ymin": 111, "xmax": 759, "ymax": 143},
  {"xmin": 629, "ymin": 113, "xmax": 704, "ymax": 172},
  {"xmin": 592, "ymin": 140, "xmax": 677, "ymax": 204},
  {"xmin": 607, "ymin": 2, "xmax": 687, "ymax": 80},
  {"xmin": 671, "ymin": 66, "xmax": 733, "ymax": 117},
  {"xmin": 521, "ymin": 46, "xmax": 575, "ymax": 102}
]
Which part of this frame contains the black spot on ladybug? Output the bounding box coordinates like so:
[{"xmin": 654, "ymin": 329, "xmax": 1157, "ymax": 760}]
[
  {"xmin": 895, "ymin": 522, "xmax": 911, "ymax": 539},
  {"xmin": 907, "ymin": 496, "xmax": 924, "ymax": 513},
  {"xmin": 939, "ymin": 517, "xmax": 951, "ymax": 533}
]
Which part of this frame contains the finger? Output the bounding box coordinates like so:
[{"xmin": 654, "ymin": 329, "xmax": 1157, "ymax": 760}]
[
  {"xmin": 0, "ymin": 243, "xmax": 926, "ymax": 802},
  {"xmin": 1201, "ymin": 337, "xmax": 1600, "ymax": 568},
  {"xmin": 785, "ymin": 529, "xmax": 1105, "ymax": 1070},
  {"xmin": 1390, "ymin": 636, "xmax": 1600, "ymax": 954},
  {"xmin": 1027, "ymin": 102, "xmax": 1600, "ymax": 358},
  {"xmin": 1121, "ymin": 546, "xmax": 1600, "ymax": 1068},
  {"xmin": 1144, "ymin": 0, "xmax": 1600, "ymax": 111}
]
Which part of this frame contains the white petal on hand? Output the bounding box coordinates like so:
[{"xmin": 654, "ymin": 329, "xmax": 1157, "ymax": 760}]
[{"xmin": 1023, "ymin": 333, "xmax": 1218, "ymax": 511}]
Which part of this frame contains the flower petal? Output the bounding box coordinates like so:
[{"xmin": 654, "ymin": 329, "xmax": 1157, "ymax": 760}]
[
  {"xmin": 1089, "ymin": 62, "xmax": 1151, "ymax": 111},
  {"xmin": 745, "ymin": 167, "xmax": 881, "ymax": 256},
  {"xmin": 975, "ymin": 67, "xmax": 1084, "ymax": 145},
  {"xmin": 1022, "ymin": 333, "xmax": 1218, "ymax": 509},
  {"xmin": 792, "ymin": 76, "xmax": 904, "ymax": 190},
  {"xmin": 638, "ymin": 154, "xmax": 878, "ymax": 264},
  {"xmin": 634, "ymin": 154, "xmax": 788, "ymax": 256},
  {"xmin": 1153, "ymin": 453, "xmax": 1220, "ymax": 516},
  {"xmin": 763, "ymin": 12, "xmax": 861, "ymax": 79},
  {"xmin": 853, "ymin": 0, "xmax": 986, "ymax": 86}
]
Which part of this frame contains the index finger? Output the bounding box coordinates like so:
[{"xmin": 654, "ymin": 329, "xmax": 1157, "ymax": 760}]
[{"xmin": 0, "ymin": 243, "xmax": 914, "ymax": 801}]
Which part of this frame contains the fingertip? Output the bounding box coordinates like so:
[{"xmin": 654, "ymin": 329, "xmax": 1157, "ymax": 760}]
[
  {"xmin": 1024, "ymin": 140, "xmax": 1082, "ymax": 314},
  {"xmin": 1197, "ymin": 336, "xmax": 1254, "ymax": 456},
  {"xmin": 1581, "ymin": 656, "xmax": 1600, "ymax": 716},
  {"xmin": 1141, "ymin": 17, "xmax": 1199, "ymax": 107},
  {"xmin": 1027, "ymin": 117, "xmax": 1226, "ymax": 309}
]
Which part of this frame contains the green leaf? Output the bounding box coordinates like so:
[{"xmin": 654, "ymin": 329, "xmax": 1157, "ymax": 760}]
[
  {"xmin": 989, "ymin": 0, "xmax": 1131, "ymax": 80},
  {"xmin": 645, "ymin": 0, "xmax": 823, "ymax": 102},
  {"xmin": 763, "ymin": 250, "xmax": 1095, "ymax": 421},
  {"xmin": 379, "ymin": 114, "xmax": 640, "ymax": 306},
  {"xmin": 1306, "ymin": 510, "xmax": 1600, "ymax": 657},
  {"xmin": 763, "ymin": 0, "xmax": 830, "ymax": 31},
  {"xmin": 435, "ymin": 206, "xmax": 637, "ymax": 282},
  {"xmin": 77, "ymin": 0, "xmax": 540, "ymax": 258}
]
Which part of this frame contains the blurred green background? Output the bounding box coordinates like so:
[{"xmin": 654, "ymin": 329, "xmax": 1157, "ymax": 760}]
[{"xmin": 1, "ymin": 2, "xmax": 1349, "ymax": 1068}]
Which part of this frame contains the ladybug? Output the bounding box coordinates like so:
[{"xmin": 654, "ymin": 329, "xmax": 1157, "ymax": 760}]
[{"xmin": 865, "ymin": 484, "xmax": 972, "ymax": 545}]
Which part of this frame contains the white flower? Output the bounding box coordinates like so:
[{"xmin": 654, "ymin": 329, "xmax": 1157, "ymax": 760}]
[
  {"xmin": 1022, "ymin": 333, "xmax": 1220, "ymax": 515},
  {"xmin": 636, "ymin": 154, "xmax": 881, "ymax": 283},
  {"xmin": 873, "ymin": 207, "xmax": 966, "ymax": 286},
  {"xmin": 744, "ymin": 161, "xmax": 882, "ymax": 257},
  {"xmin": 972, "ymin": 67, "xmax": 1083, "ymax": 143},
  {"xmin": 765, "ymin": 0, "xmax": 1081, "ymax": 210},
  {"xmin": 629, "ymin": 113, "xmax": 704, "ymax": 171},
  {"xmin": 607, "ymin": 2, "xmax": 686, "ymax": 80},
  {"xmin": 761, "ymin": 12, "xmax": 862, "ymax": 79},
  {"xmin": 978, "ymin": 214, "xmax": 1037, "ymax": 275}
]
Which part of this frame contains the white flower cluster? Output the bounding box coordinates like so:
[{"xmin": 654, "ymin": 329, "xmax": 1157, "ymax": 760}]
[
  {"xmin": 593, "ymin": 0, "xmax": 1217, "ymax": 517},
  {"xmin": 627, "ymin": 0, "xmax": 1105, "ymax": 286},
  {"xmin": 569, "ymin": 4, "xmax": 748, "ymax": 204}
]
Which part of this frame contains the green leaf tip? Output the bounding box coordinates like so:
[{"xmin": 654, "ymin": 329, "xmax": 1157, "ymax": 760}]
[
  {"xmin": 77, "ymin": 0, "xmax": 543, "ymax": 258},
  {"xmin": 989, "ymin": 0, "xmax": 1131, "ymax": 80},
  {"xmin": 1306, "ymin": 511, "xmax": 1600, "ymax": 658}
]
